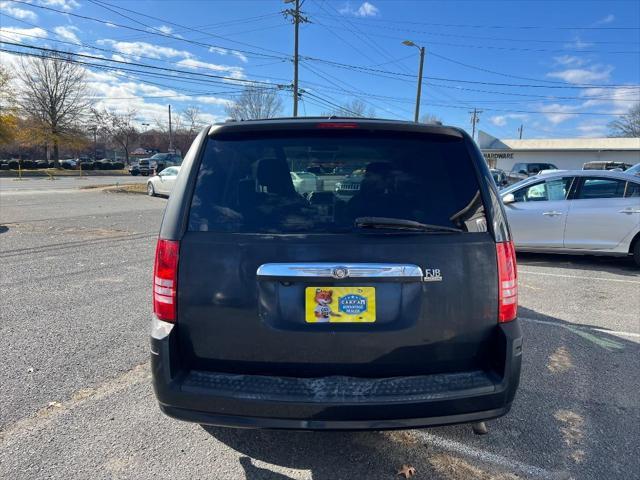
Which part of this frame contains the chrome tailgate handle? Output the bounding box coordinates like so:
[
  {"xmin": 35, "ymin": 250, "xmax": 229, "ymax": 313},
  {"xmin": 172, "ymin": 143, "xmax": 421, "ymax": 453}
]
[
  {"xmin": 542, "ymin": 211, "xmax": 563, "ymax": 216},
  {"xmin": 257, "ymin": 263, "xmax": 423, "ymax": 280}
]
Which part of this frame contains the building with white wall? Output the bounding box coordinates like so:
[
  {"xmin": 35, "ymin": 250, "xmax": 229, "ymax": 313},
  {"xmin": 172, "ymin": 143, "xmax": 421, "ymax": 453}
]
[{"xmin": 478, "ymin": 131, "xmax": 640, "ymax": 171}]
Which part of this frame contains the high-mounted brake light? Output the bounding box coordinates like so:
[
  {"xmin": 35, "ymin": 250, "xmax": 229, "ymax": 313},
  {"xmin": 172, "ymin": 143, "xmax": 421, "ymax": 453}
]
[
  {"xmin": 153, "ymin": 239, "xmax": 179, "ymax": 323},
  {"xmin": 316, "ymin": 122, "xmax": 359, "ymax": 129},
  {"xmin": 496, "ymin": 241, "xmax": 517, "ymax": 323}
]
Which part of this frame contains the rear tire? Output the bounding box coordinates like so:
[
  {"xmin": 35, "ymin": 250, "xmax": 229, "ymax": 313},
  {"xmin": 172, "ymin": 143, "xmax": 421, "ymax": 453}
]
[
  {"xmin": 633, "ymin": 240, "xmax": 640, "ymax": 267},
  {"xmin": 147, "ymin": 182, "xmax": 155, "ymax": 197}
]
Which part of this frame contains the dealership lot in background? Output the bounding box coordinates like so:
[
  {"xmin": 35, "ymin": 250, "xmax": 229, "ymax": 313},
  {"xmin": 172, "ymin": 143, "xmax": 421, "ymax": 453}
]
[{"xmin": 0, "ymin": 185, "xmax": 638, "ymax": 479}]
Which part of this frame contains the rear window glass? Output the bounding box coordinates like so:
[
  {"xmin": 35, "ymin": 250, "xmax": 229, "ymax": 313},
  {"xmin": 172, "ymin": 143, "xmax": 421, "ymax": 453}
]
[{"xmin": 188, "ymin": 131, "xmax": 486, "ymax": 234}]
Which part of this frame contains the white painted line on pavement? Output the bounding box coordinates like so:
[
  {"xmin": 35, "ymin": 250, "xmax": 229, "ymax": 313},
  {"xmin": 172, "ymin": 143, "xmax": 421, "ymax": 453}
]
[
  {"xmin": 416, "ymin": 431, "xmax": 556, "ymax": 479},
  {"xmin": 521, "ymin": 316, "xmax": 640, "ymax": 338},
  {"xmin": 519, "ymin": 269, "xmax": 640, "ymax": 285}
]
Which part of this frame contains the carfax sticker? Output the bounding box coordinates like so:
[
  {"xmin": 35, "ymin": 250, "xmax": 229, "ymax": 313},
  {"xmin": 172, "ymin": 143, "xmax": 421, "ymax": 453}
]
[{"xmin": 305, "ymin": 287, "xmax": 376, "ymax": 323}]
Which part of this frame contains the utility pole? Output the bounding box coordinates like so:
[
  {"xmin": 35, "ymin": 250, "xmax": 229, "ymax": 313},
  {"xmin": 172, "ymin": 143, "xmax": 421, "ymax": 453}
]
[
  {"xmin": 518, "ymin": 124, "xmax": 524, "ymax": 139},
  {"xmin": 284, "ymin": 0, "xmax": 309, "ymax": 117},
  {"xmin": 469, "ymin": 108, "xmax": 483, "ymax": 140},
  {"xmin": 168, "ymin": 104, "xmax": 173, "ymax": 152}
]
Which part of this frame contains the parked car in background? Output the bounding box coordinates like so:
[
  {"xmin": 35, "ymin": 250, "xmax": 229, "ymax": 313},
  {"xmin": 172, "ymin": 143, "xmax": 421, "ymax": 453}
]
[
  {"xmin": 583, "ymin": 161, "xmax": 633, "ymax": 171},
  {"xmin": 147, "ymin": 166, "xmax": 181, "ymax": 197},
  {"xmin": 130, "ymin": 153, "xmax": 182, "ymax": 176},
  {"xmin": 624, "ymin": 163, "xmax": 640, "ymax": 176},
  {"xmin": 507, "ymin": 162, "xmax": 558, "ymax": 184},
  {"xmin": 290, "ymin": 171, "xmax": 319, "ymax": 194},
  {"xmin": 500, "ymin": 170, "xmax": 640, "ymax": 265},
  {"xmin": 60, "ymin": 159, "xmax": 78, "ymax": 169},
  {"xmin": 490, "ymin": 168, "xmax": 508, "ymax": 187},
  {"xmin": 151, "ymin": 118, "xmax": 522, "ymax": 431}
]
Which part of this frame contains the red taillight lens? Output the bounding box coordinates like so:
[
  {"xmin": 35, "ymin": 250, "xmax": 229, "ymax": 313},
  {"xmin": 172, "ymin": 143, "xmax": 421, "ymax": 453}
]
[
  {"xmin": 153, "ymin": 239, "xmax": 179, "ymax": 323},
  {"xmin": 496, "ymin": 240, "xmax": 517, "ymax": 323}
]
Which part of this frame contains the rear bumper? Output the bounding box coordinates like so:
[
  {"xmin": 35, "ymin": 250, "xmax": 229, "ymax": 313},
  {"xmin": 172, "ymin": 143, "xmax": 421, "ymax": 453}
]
[{"xmin": 151, "ymin": 319, "xmax": 522, "ymax": 430}]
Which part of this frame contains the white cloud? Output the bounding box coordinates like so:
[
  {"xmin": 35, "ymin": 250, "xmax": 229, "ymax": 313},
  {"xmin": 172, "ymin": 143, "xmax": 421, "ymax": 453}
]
[
  {"xmin": 594, "ymin": 14, "xmax": 615, "ymax": 25},
  {"xmin": 489, "ymin": 113, "xmax": 528, "ymax": 127},
  {"xmin": 177, "ymin": 58, "xmax": 244, "ymax": 79},
  {"xmin": 356, "ymin": 1, "xmax": 379, "ymax": 17},
  {"xmin": 156, "ymin": 25, "xmax": 173, "ymax": 34},
  {"xmin": 232, "ymin": 51, "xmax": 248, "ymax": 63},
  {"xmin": 208, "ymin": 47, "xmax": 248, "ymax": 64},
  {"xmin": 547, "ymin": 64, "xmax": 613, "ymax": 84},
  {"xmin": 580, "ymin": 85, "xmax": 640, "ymax": 113},
  {"xmin": 0, "ymin": 26, "xmax": 47, "ymax": 42},
  {"xmin": 0, "ymin": 1, "xmax": 38, "ymax": 21},
  {"xmin": 99, "ymin": 40, "xmax": 193, "ymax": 60},
  {"xmin": 339, "ymin": 1, "xmax": 379, "ymax": 17},
  {"xmin": 538, "ymin": 103, "xmax": 577, "ymax": 125},
  {"xmin": 195, "ymin": 96, "xmax": 233, "ymax": 106},
  {"xmin": 104, "ymin": 22, "xmax": 117, "ymax": 28},
  {"xmin": 553, "ymin": 55, "xmax": 587, "ymax": 68},
  {"xmin": 38, "ymin": 0, "xmax": 80, "ymax": 11},
  {"xmin": 564, "ymin": 37, "xmax": 593, "ymax": 50},
  {"xmin": 53, "ymin": 25, "xmax": 80, "ymax": 44},
  {"xmin": 576, "ymin": 120, "xmax": 608, "ymax": 137}
]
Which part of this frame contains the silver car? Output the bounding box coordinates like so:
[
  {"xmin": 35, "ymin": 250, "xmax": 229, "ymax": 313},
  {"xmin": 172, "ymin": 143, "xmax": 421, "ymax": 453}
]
[
  {"xmin": 500, "ymin": 170, "xmax": 640, "ymax": 265},
  {"xmin": 147, "ymin": 166, "xmax": 181, "ymax": 197}
]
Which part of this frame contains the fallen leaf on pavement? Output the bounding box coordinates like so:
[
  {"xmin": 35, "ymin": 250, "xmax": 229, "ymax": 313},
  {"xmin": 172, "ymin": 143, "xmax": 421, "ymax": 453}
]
[{"xmin": 397, "ymin": 464, "xmax": 416, "ymax": 478}]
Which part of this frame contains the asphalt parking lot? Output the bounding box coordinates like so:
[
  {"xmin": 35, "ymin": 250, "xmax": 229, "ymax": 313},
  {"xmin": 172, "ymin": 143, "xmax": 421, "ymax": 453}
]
[{"xmin": 0, "ymin": 184, "xmax": 638, "ymax": 480}]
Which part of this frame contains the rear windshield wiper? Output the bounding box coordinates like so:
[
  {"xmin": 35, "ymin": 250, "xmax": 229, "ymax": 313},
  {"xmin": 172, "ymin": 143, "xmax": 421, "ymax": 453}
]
[{"xmin": 354, "ymin": 217, "xmax": 464, "ymax": 233}]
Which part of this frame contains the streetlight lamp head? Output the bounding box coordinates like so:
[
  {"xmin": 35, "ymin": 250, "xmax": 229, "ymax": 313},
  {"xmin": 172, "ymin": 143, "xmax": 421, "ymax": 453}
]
[{"xmin": 402, "ymin": 40, "xmax": 416, "ymax": 47}]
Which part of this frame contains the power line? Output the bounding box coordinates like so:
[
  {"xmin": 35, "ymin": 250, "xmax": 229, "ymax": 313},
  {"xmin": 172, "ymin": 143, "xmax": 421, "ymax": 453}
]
[
  {"xmin": 6, "ymin": 0, "xmax": 288, "ymax": 61},
  {"xmin": 87, "ymin": 0, "xmax": 288, "ymax": 58},
  {"xmin": 311, "ymin": 13, "xmax": 637, "ymax": 45},
  {"xmin": 310, "ymin": 13, "xmax": 640, "ymax": 31},
  {"xmin": 0, "ymin": 41, "xmax": 282, "ymax": 87},
  {"xmin": 309, "ymin": 20, "xmax": 640, "ymax": 55}
]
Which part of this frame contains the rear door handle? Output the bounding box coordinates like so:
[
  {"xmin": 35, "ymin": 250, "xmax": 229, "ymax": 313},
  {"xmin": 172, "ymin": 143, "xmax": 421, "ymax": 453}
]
[
  {"xmin": 542, "ymin": 211, "xmax": 563, "ymax": 216},
  {"xmin": 619, "ymin": 208, "xmax": 640, "ymax": 214}
]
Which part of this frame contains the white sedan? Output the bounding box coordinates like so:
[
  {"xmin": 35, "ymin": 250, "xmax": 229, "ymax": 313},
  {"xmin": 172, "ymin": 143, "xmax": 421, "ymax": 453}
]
[
  {"xmin": 147, "ymin": 166, "xmax": 180, "ymax": 197},
  {"xmin": 500, "ymin": 170, "xmax": 640, "ymax": 265}
]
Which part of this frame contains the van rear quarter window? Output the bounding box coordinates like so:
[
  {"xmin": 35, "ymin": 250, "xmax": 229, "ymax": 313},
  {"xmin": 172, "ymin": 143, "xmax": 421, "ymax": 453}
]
[{"xmin": 188, "ymin": 131, "xmax": 486, "ymax": 234}]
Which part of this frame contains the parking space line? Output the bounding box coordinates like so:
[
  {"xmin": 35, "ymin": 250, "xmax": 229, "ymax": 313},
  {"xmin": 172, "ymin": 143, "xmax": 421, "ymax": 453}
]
[
  {"xmin": 521, "ymin": 317, "xmax": 639, "ymax": 350},
  {"xmin": 519, "ymin": 269, "xmax": 640, "ymax": 285},
  {"xmin": 416, "ymin": 431, "xmax": 556, "ymax": 479}
]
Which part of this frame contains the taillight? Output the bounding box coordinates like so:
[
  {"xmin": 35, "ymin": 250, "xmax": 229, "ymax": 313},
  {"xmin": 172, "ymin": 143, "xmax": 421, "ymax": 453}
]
[
  {"xmin": 153, "ymin": 239, "xmax": 179, "ymax": 323},
  {"xmin": 496, "ymin": 240, "xmax": 517, "ymax": 323}
]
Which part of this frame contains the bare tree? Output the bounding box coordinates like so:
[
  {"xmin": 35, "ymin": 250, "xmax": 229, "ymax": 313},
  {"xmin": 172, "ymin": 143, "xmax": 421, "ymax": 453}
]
[
  {"xmin": 322, "ymin": 99, "xmax": 375, "ymax": 118},
  {"xmin": 92, "ymin": 108, "xmax": 139, "ymax": 164},
  {"xmin": 182, "ymin": 105, "xmax": 203, "ymax": 134},
  {"xmin": 225, "ymin": 86, "xmax": 283, "ymax": 120},
  {"xmin": 609, "ymin": 103, "xmax": 640, "ymax": 137},
  {"xmin": 420, "ymin": 113, "xmax": 443, "ymax": 124},
  {"xmin": 17, "ymin": 52, "xmax": 90, "ymax": 166}
]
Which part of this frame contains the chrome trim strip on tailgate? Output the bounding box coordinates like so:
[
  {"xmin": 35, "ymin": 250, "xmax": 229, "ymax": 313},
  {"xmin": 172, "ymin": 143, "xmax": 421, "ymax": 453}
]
[{"xmin": 256, "ymin": 263, "xmax": 423, "ymax": 279}]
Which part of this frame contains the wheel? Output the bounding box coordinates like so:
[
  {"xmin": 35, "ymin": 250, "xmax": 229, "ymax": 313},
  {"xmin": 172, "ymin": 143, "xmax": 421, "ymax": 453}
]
[
  {"xmin": 633, "ymin": 240, "xmax": 640, "ymax": 267},
  {"xmin": 147, "ymin": 182, "xmax": 155, "ymax": 197},
  {"xmin": 130, "ymin": 171, "xmax": 139, "ymax": 176}
]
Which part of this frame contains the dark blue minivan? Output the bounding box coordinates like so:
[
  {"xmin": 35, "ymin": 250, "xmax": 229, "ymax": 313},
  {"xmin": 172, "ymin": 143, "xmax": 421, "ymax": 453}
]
[{"xmin": 150, "ymin": 118, "xmax": 521, "ymax": 430}]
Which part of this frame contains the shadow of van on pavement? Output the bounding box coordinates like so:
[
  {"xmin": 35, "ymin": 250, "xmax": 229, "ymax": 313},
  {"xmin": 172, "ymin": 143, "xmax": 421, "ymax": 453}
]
[{"xmin": 204, "ymin": 306, "xmax": 639, "ymax": 480}]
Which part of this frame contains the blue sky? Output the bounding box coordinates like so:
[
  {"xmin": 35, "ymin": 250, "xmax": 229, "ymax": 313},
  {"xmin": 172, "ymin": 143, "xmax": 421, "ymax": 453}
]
[{"xmin": 1, "ymin": 0, "xmax": 639, "ymax": 139}]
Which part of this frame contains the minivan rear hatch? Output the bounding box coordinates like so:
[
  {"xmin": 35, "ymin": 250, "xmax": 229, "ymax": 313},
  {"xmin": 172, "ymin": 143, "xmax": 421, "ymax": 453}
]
[{"xmin": 177, "ymin": 123, "xmax": 499, "ymax": 378}]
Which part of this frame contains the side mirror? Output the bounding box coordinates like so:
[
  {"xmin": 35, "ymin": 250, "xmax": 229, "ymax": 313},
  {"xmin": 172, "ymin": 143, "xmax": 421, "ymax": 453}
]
[{"xmin": 502, "ymin": 193, "xmax": 515, "ymax": 204}]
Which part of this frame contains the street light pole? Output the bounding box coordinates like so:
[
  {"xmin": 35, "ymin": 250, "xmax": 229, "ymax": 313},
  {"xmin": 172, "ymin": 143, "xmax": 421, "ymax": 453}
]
[{"xmin": 402, "ymin": 40, "xmax": 426, "ymax": 122}]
